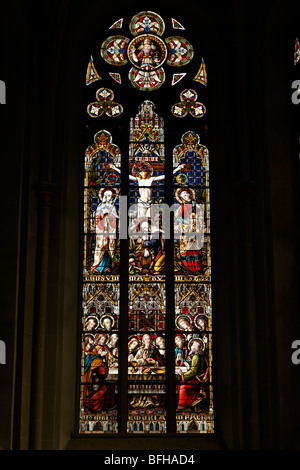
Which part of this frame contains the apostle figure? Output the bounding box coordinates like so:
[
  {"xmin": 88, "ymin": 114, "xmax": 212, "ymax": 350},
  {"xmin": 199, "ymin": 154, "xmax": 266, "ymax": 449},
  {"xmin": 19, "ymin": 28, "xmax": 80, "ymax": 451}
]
[
  {"xmin": 91, "ymin": 188, "xmax": 119, "ymax": 274},
  {"xmin": 176, "ymin": 338, "xmax": 209, "ymax": 412},
  {"xmin": 174, "ymin": 187, "xmax": 205, "ymax": 273}
]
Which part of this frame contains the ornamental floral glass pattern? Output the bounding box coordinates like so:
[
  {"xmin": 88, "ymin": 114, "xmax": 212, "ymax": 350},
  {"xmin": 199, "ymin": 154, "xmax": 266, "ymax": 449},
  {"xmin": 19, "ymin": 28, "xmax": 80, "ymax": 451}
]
[{"xmin": 80, "ymin": 10, "xmax": 214, "ymax": 435}]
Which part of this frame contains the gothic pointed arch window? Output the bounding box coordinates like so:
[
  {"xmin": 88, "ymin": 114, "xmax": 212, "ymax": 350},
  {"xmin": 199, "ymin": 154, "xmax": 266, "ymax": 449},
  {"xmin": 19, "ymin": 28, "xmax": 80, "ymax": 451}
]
[{"xmin": 80, "ymin": 10, "xmax": 213, "ymax": 435}]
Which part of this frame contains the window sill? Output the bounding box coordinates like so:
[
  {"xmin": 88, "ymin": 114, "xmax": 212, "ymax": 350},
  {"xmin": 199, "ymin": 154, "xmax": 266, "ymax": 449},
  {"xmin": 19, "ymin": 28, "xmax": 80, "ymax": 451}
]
[{"xmin": 65, "ymin": 433, "xmax": 226, "ymax": 450}]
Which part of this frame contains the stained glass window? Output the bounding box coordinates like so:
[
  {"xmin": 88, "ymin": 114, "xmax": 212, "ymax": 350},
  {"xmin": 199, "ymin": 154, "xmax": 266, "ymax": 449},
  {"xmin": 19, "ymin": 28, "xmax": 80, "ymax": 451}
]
[
  {"xmin": 80, "ymin": 10, "xmax": 213, "ymax": 435},
  {"xmin": 295, "ymin": 37, "xmax": 300, "ymax": 65},
  {"xmin": 173, "ymin": 131, "xmax": 212, "ymax": 433},
  {"xmin": 80, "ymin": 129, "xmax": 121, "ymax": 433}
]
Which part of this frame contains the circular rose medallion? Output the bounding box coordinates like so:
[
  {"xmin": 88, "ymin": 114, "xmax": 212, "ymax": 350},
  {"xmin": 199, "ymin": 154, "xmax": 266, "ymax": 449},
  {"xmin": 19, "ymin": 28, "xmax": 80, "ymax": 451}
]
[{"xmin": 127, "ymin": 34, "xmax": 168, "ymax": 71}]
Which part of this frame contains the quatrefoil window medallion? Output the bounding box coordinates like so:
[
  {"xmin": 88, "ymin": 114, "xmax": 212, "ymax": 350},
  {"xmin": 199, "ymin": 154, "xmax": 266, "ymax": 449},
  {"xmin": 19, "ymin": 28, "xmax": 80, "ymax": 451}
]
[{"xmin": 100, "ymin": 11, "xmax": 194, "ymax": 91}]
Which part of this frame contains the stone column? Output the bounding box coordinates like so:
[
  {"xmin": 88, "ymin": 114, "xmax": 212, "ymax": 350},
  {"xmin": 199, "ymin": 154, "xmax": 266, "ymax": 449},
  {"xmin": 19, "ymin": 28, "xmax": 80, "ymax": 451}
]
[{"xmin": 29, "ymin": 181, "xmax": 56, "ymax": 450}]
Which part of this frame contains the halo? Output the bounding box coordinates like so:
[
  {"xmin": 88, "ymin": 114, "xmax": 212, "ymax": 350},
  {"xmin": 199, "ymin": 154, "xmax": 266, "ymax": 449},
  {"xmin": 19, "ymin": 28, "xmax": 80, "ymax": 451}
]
[
  {"xmin": 188, "ymin": 337, "xmax": 205, "ymax": 352},
  {"xmin": 194, "ymin": 314, "xmax": 208, "ymax": 330},
  {"xmin": 85, "ymin": 315, "xmax": 100, "ymax": 330},
  {"xmin": 175, "ymin": 187, "xmax": 195, "ymax": 203},
  {"xmin": 98, "ymin": 187, "xmax": 118, "ymax": 201},
  {"xmin": 128, "ymin": 334, "xmax": 140, "ymax": 342},
  {"xmin": 99, "ymin": 314, "xmax": 115, "ymax": 329},
  {"xmin": 175, "ymin": 314, "xmax": 192, "ymax": 330},
  {"xmin": 84, "ymin": 333, "xmax": 95, "ymax": 342}
]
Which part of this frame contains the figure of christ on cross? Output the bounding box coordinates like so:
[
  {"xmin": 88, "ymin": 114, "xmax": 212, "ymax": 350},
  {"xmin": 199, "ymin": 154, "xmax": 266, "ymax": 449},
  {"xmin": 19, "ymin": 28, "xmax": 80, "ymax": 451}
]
[{"xmin": 108, "ymin": 162, "xmax": 185, "ymax": 219}]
